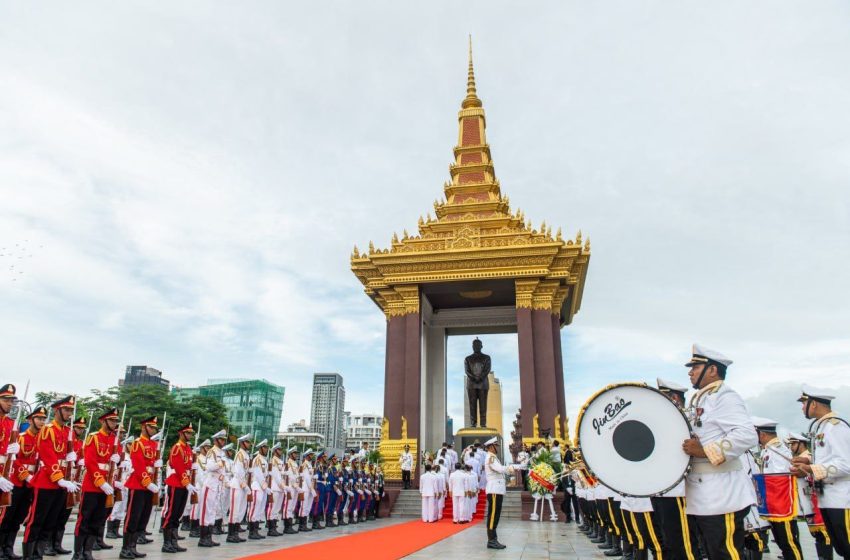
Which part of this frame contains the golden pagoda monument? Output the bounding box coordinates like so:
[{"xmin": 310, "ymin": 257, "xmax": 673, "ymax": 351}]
[{"xmin": 351, "ymin": 40, "xmax": 590, "ymax": 480}]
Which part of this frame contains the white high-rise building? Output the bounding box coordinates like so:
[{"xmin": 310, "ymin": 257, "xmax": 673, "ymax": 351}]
[
  {"xmin": 344, "ymin": 413, "xmax": 382, "ymax": 452},
  {"xmin": 310, "ymin": 373, "xmax": 346, "ymax": 450}
]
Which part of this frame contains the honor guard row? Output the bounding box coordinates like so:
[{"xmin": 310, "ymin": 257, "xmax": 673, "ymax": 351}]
[
  {"xmin": 567, "ymin": 344, "xmax": 850, "ymax": 560},
  {"xmin": 0, "ymin": 387, "xmax": 388, "ymax": 560}
]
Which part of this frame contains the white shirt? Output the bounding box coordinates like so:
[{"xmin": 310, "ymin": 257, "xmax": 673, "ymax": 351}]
[
  {"xmin": 419, "ymin": 471, "xmax": 435, "ymax": 497},
  {"xmin": 399, "ymin": 452, "xmax": 413, "ymax": 471},
  {"xmin": 810, "ymin": 413, "xmax": 850, "ymax": 508},
  {"xmin": 685, "ymin": 381, "xmax": 758, "ymax": 515},
  {"xmin": 760, "ymin": 438, "xmax": 793, "ymax": 474},
  {"xmin": 449, "ymin": 470, "xmax": 468, "ymax": 496},
  {"xmin": 484, "ymin": 451, "xmax": 512, "ymax": 495}
]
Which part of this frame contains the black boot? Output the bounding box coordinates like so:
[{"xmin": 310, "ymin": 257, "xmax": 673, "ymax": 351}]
[
  {"xmin": 211, "ymin": 520, "xmax": 223, "ymax": 536},
  {"xmin": 169, "ymin": 530, "xmax": 185, "ymax": 553},
  {"xmin": 225, "ymin": 525, "xmax": 240, "ymax": 544},
  {"xmin": 134, "ymin": 533, "xmax": 151, "ymax": 546},
  {"xmin": 51, "ymin": 533, "xmax": 69, "ymax": 557},
  {"xmin": 179, "ymin": 518, "xmax": 189, "ymax": 533},
  {"xmin": 325, "ymin": 512, "xmax": 337, "ymax": 528},
  {"xmin": 117, "ymin": 534, "xmax": 134, "ymax": 560},
  {"xmin": 604, "ymin": 537, "xmax": 624, "ymax": 556},
  {"xmin": 246, "ymin": 523, "xmax": 260, "ymax": 541},
  {"xmin": 39, "ymin": 537, "xmax": 54, "ymax": 558},
  {"xmin": 623, "ymin": 543, "xmax": 635, "ymax": 560},
  {"xmin": 486, "ymin": 529, "xmax": 506, "ymax": 549},
  {"xmin": 311, "ymin": 516, "xmax": 322, "ymax": 531},
  {"xmin": 105, "ymin": 522, "xmax": 119, "ymax": 541},
  {"xmin": 188, "ymin": 521, "xmax": 199, "ymax": 539},
  {"xmin": 22, "ymin": 542, "xmax": 37, "ymax": 560},
  {"xmin": 70, "ymin": 537, "xmax": 82, "ymax": 560},
  {"xmin": 282, "ymin": 519, "xmax": 296, "ymax": 535},
  {"xmin": 160, "ymin": 529, "xmax": 176, "ymax": 555},
  {"xmin": 94, "ymin": 527, "xmax": 110, "ymax": 552},
  {"xmin": 266, "ymin": 521, "xmax": 281, "ymax": 537},
  {"xmin": 80, "ymin": 537, "xmax": 94, "ymax": 560},
  {"xmin": 128, "ymin": 533, "xmax": 145, "ymax": 559}
]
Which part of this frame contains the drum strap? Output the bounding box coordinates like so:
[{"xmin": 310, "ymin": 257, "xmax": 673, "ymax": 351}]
[{"xmin": 689, "ymin": 457, "xmax": 742, "ymax": 474}]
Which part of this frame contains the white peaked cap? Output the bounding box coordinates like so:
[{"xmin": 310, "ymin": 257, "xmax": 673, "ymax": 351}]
[{"xmin": 686, "ymin": 343, "xmax": 733, "ymax": 367}]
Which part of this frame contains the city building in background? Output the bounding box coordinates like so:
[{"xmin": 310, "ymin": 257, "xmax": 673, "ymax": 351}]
[
  {"xmin": 277, "ymin": 420, "xmax": 325, "ymax": 450},
  {"xmin": 120, "ymin": 365, "xmax": 170, "ymax": 389},
  {"xmin": 344, "ymin": 412, "xmax": 382, "ymax": 452},
  {"xmin": 445, "ymin": 416, "xmax": 454, "ymax": 445},
  {"xmin": 310, "ymin": 373, "xmax": 346, "ymax": 451},
  {"xmin": 463, "ymin": 371, "xmax": 503, "ymax": 436},
  {"xmin": 173, "ymin": 378, "xmax": 285, "ymax": 443}
]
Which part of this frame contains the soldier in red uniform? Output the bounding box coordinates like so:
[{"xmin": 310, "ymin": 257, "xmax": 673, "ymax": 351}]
[
  {"xmin": 23, "ymin": 396, "xmax": 79, "ymax": 560},
  {"xmin": 119, "ymin": 417, "xmax": 159, "ymax": 560},
  {"xmin": 161, "ymin": 423, "xmax": 195, "ymax": 554},
  {"xmin": 73, "ymin": 408, "xmax": 120, "ymax": 560},
  {"xmin": 0, "ymin": 405, "xmax": 46, "ymax": 560},
  {"xmin": 48, "ymin": 418, "xmax": 85, "ymax": 557},
  {"xmin": 0, "ymin": 384, "xmax": 20, "ymax": 532}
]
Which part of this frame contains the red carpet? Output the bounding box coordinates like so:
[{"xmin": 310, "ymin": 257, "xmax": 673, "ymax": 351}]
[{"xmin": 239, "ymin": 516, "xmax": 480, "ymax": 560}]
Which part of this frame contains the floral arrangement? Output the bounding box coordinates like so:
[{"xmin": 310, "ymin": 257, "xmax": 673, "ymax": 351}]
[{"xmin": 528, "ymin": 461, "xmax": 557, "ymax": 495}]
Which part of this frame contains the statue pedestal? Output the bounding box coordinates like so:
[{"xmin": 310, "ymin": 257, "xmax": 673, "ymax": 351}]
[{"xmin": 455, "ymin": 427, "xmax": 502, "ymax": 462}]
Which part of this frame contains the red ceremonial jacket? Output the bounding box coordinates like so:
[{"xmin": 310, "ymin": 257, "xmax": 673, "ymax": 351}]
[
  {"xmin": 12, "ymin": 427, "xmax": 39, "ymax": 488},
  {"xmin": 31, "ymin": 419, "xmax": 71, "ymax": 489},
  {"xmin": 82, "ymin": 429, "xmax": 116, "ymax": 493},
  {"xmin": 125, "ymin": 435, "xmax": 157, "ymax": 490},
  {"xmin": 0, "ymin": 414, "xmax": 13, "ymax": 455},
  {"xmin": 165, "ymin": 440, "xmax": 192, "ymax": 488}
]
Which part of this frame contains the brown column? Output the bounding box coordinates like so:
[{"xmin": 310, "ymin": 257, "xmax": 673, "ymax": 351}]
[
  {"xmin": 384, "ymin": 315, "xmax": 407, "ymax": 439},
  {"xmin": 532, "ymin": 309, "xmax": 558, "ymax": 438},
  {"xmin": 516, "ymin": 306, "xmax": 537, "ymax": 438},
  {"xmin": 551, "ymin": 313, "xmax": 567, "ymax": 439},
  {"xmin": 403, "ymin": 311, "xmax": 422, "ymax": 439}
]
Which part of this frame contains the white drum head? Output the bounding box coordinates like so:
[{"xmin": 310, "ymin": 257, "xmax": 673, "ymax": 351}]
[{"xmin": 577, "ymin": 383, "xmax": 691, "ymax": 497}]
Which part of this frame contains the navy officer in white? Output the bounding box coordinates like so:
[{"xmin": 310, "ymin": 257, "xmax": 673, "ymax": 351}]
[{"xmin": 681, "ymin": 344, "xmax": 757, "ymax": 560}]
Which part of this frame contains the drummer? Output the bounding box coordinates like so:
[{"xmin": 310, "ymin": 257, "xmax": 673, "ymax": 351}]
[
  {"xmin": 681, "ymin": 343, "xmax": 757, "ymax": 560},
  {"xmin": 786, "ymin": 432, "xmax": 834, "ymax": 560},
  {"xmin": 790, "ymin": 385, "xmax": 850, "ymax": 559},
  {"xmin": 652, "ymin": 377, "xmax": 697, "ymax": 560},
  {"xmin": 752, "ymin": 417, "xmax": 803, "ymax": 560}
]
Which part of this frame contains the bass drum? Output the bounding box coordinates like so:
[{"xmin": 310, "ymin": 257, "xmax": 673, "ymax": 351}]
[{"xmin": 576, "ymin": 383, "xmax": 692, "ymax": 497}]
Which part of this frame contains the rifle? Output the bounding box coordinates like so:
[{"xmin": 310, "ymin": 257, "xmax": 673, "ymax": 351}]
[
  {"xmin": 152, "ymin": 412, "xmax": 167, "ymax": 507},
  {"xmin": 0, "ymin": 380, "xmax": 29, "ymax": 507},
  {"xmin": 65, "ymin": 396, "xmax": 79, "ymax": 509},
  {"xmin": 105, "ymin": 404, "xmax": 127, "ymax": 508},
  {"xmin": 71, "ymin": 414, "xmax": 94, "ymax": 492},
  {"xmin": 190, "ymin": 418, "xmax": 201, "ymax": 505}
]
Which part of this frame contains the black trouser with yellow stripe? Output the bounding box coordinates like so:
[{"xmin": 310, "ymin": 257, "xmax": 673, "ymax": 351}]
[
  {"xmin": 629, "ymin": 510, "xmax": 664, "ymax": 560},
  {"xmin": 808, "ymin": 523, "xmax": 834, "ymax": 560},
  {"xmin": 768, "ymin": 520, "xmax": 803, "ymax": 560},
  {"xmin": 651, "ymin": 496, "xmax": 699, "ymax": 560},
  {"xmin": 485, "ymin": 493, "xmax": 503, "ymax": 542},
  {"xmin": 689, "ymin": 507, "xmax": 748, "ymax": 560},
  {"xmin": 821, "ymin": 509, "xmax": 849, "ymax": 559}
]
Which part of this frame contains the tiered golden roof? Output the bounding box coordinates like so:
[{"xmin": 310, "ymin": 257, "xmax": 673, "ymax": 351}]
[{"xmin": 351, "ymin": 40, "xmax": 590, "ymax": 323}]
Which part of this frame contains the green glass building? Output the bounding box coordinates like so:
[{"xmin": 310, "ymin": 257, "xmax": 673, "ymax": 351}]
[{"xmin": 173, "ymin": 379, "xmax": 285, "ymax": 444}]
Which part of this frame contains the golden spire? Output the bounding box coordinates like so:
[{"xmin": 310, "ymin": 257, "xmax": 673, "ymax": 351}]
[{"xmin": 462, "ymin": 35, "xmax": 482, "ymax": 109}]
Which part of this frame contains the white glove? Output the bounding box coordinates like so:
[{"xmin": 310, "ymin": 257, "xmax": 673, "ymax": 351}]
[
  {"xmin": 25, "ymin": 475, "xmax": 33, "ymax": 484},
  {"xmin": 110, "ymin": 454, "xmax": 121, "ymax": 464},
  {"xmin": 264, "ymin": 487, "xmax": 272, "ymax": 495},
  {"xmin": 66, "ymin": 451, "xmax": 77, "ymax": 462},
  {"xmin": 0, "ymin": 477, "xmax": 13, "ymax": 492},
  {"xmin": 100, "ymin": 483, "xmax": 114, "ymax": 496},
  {"xmin": 186, "ymin": 484, "xmax": 198, "ymax": 494},
  {"xmin": 154, "ymin": 459, "xmax": 163, "ymax": 468},
  {"xmin": 57, "ymin": 479, "xmax": 79, "ymax": 492},
  {"xmin": 146, "ymin": 483, "xmax": 159, "ymax": 494},
  {"xmin": 114, "ymin": 480, "xmax": 124, "ymax": 490},
  {"xmin": 6, "ymin": 443, "xmax": 20, "ymax": 455},
  {"xmin": 192, "ymin": 463, "xmax": 200, "ymax": 471}
]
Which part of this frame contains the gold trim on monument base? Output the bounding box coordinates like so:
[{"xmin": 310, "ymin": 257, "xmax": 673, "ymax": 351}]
[{"xmin": 379, "ymin": 416, "xmax": 418, "ymax": 480}]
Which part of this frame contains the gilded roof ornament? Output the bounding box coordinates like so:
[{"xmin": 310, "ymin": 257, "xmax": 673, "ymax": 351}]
[{"xmin": 462, "ymin": 35, "xmax": 483, "ymax": 109}]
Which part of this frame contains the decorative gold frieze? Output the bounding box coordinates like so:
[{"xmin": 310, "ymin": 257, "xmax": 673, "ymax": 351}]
[{"xmin": 379, "ymin": 416, "xmax": 418, "ymax": 480}]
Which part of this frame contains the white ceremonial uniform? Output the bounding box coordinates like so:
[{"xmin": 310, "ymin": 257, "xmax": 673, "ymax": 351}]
[
  {"xmin": 201, "ymin": 445, "xmax": 226, "ymax": 527},
  {"xmin": 742, "ymin": 452, "xmax": 770, "ymax": 533},
  {"xmin": 299, "ymin": 460, "xmax": 315, "ymax": 517},
  {"xmin": 686, "ymin": 381, "xmax": 758, "ymax": 515},
  {"xmin": 435, "ymin": 469, "xmax": 447, "ymax": 520},
  {"xmin": 809, "ymin": 412, "xmax": 850, "ymax": 509},
  {"xmin": 248, "ymin": 453, "xmax": 269, "ymax": 523},
  {"xmin": 399, "ymin": 451, "xmax": 413, "ymax": 472},
  {"xmin": 228, "ymin": 448, "xmax": 250, "ymax": 524},
  {"xmin": 268, "ymin": 456, "xmax": 285, "ymax": 522},
  {"xmin": 466, "ymin": 469, "xmax": 479, "ymax": 520},
  {"xmin": 188, "ymin": 452, "xmax": 206, "ymax": 522},
  {"xmin": 420, "ymin": 471, "xmax": 435, "ymax": 522},
  {"xmin": 449, "ymin": 469, "xmax": 468, "ymax": 522}
]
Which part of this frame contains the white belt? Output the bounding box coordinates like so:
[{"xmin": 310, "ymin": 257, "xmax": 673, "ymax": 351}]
[
  {"xmin": 689, "ymin": 457, "xmax": 742, "ymax": 474},
  {"xmin": 145, "ymin": 467, "xmax": 154, "ymax": 473},
  {"xmin": 25, "ymin": 465, "xmax": 36, "ymax": 473},
  {"xmin": 0, "ymin": 457, "xmax": 6, "ymax": 465},
  {"xmin": 97, "ymin": 463, "xmax": 110, "ymax": 470}
]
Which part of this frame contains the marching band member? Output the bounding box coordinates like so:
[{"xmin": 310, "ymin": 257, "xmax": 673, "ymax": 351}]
[
  {"xmin": 652, "ymin": 377, "xmax": 698, "ymax": 560},
  {"xmin": 24, "ymin": 395, "xmax": 78, "ymax": 560},
  {"xmin": 681, "ymin": 344, "xmax": 757, "ymax": 560},
  {"xmin": 119, "ymin": 415, "xmax": 160, "ymax": 560},
  {"xmin": 483, "ymin": 437, "xmax": 513, "ymax": 550},
  {"xmin": 227, "ymin": 434, "xmax": 251, "ymax": 543},
  {"xmin": 791, "ymin": 385, "xmax": 850, "ymax": 558},
  {"xmin": 0, "ymin": 405, "xmax": 45, "ymax": 560},
  {"xmin": 247, "ymin": 439, "xmax": 270, "ymax": 540},
  {"xmin": 753, "ymin": 417, "xmax": 803, "ymax": 560},
  {"xmin": 266, "ymin": 443, "xmax": 284, "ymax": 536},
  {"xmin": 742, "ymin": 445, "xmax": 771, "ymax": 560},
  {"xmin": 161, "ymin": 422, "xmax": 195, "ymax": 553},
  {"xmin": 75, "ymin": 408, "xmax": 120, "ymax": 560},
  {"xmin": 200, "ymin": 430, "xmax": 227, "ymax": 547},
  {"xmin": 788, "ymin": 432, "xmax": 834, "ymax": 560}
]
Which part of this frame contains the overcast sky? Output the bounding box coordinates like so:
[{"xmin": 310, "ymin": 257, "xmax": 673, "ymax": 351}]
[{"xmin": 1, "ymin": 2, "xmax": 848, "ymax": 439}]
